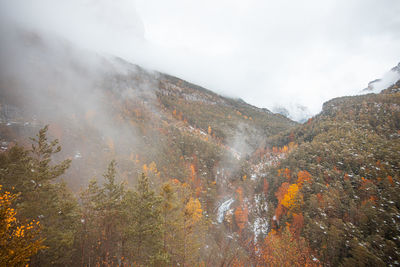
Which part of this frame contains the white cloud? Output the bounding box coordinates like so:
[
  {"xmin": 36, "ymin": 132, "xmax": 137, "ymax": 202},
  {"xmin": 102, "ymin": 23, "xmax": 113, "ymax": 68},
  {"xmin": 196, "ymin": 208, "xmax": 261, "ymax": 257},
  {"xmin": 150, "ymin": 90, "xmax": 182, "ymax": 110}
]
[
  {"xmin": 136, "ymin": 0, "xmax": 400, "ymax": 116},
  {"xmin": 1, "ymin": 0, "xmax": 400, "ymax": 120}
]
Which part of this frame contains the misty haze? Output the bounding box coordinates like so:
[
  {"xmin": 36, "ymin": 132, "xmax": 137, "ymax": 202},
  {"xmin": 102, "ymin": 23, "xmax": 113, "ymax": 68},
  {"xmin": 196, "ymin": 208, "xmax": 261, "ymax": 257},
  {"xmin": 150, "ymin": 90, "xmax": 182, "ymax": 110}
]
[{"xmin": 1, "ymin": 1, "xmax": 400, "ymax": 266}]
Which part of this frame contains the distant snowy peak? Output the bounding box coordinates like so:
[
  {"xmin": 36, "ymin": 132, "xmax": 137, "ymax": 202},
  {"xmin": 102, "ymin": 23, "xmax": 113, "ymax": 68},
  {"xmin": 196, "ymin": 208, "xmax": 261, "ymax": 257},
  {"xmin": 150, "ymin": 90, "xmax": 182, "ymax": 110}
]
[
  {"xmin": 362, "ymin": 62, "xmax": 400, "ymax": 93},
  {"xmin": 272, "ymin": 106, "xmax": 290, "ymax": 118},
  {"xmin": 391, "ymin": 62, "xmax": 400, "ymax": 73},
  {"xmin": 272, "ymin": 103, "xmax": 312, "ymax": 123}
]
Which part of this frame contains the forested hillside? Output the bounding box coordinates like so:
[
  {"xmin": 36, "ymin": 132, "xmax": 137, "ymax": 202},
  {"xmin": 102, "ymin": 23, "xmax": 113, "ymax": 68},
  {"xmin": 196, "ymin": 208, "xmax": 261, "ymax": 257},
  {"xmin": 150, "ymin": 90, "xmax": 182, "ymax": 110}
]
[
  {"xmin": 259, "ymin": 88, "xmax": 400, "ymax": 266},
  {"xmin": 0, "ymin": 30, "xmax": 297, "ymax": 266},
  {"xmin": 1, "ymin": 29, "xmax": 400, "ymax": 267},
  {"xmin": 0, "ymin": 30, "xmax": 295, "ymax": 195}
]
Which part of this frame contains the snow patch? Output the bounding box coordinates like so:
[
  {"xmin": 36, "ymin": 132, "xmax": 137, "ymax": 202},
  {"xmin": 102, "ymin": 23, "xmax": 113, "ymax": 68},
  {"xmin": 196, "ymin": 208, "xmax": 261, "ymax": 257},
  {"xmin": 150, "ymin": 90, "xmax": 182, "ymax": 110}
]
[
  {"xmin": 217, "ymin": 198, "xmax": 234, "ymax": 223},
  {"xmin": 253, "ymin": 217, "xmax": 269, "ymax": 242}
]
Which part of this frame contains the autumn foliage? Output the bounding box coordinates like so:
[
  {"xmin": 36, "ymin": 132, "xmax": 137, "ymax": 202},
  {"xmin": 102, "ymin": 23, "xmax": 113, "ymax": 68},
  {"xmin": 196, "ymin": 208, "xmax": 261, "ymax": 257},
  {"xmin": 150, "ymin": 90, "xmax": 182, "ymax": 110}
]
[
  {"xmin": 257, "ymin": 227, "xmax": 321, "ymax": 267},
  {"xmin": 263, "ymin": 179, "xmax": 269, "ymax": 197},
  {"xmin": 184, "ymin": 197, "xmax": 203, "ymax": 225},
  {"xmin": 234, "ymin": 205, "xmax": 249, "ymax": 232},
  {"xmin": 274, "ymin": 182, "xmax": 289, "ymax": 221},
  {"xmin": 281, "ymin": 183, "xmax": 301, "ymax": 210},
  {"xmin": 0, "ymin": 186, "xmax": 44, "ymax": 266},
  {"xmin": 274, "ymin": 170, "xmax": 310, "ymax": 224},
  {"xmin": 297, "ymin": 170, "xmax": 311, "ymax": 187}
]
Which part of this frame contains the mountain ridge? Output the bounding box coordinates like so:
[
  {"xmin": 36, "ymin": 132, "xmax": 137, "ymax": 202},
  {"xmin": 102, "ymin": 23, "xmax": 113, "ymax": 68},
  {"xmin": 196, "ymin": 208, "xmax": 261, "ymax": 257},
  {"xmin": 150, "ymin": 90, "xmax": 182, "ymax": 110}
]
[{"xmin": 1, "ymin": 27, "xmax": 400, "ymax": 266}]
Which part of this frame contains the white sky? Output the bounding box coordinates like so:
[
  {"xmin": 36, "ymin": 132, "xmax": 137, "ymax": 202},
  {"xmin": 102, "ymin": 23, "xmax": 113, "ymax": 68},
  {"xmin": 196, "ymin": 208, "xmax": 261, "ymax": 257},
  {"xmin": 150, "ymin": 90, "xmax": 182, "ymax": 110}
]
[{"xmin": 2, "ymin": 0, "xmax": 400, "ymax": 119}]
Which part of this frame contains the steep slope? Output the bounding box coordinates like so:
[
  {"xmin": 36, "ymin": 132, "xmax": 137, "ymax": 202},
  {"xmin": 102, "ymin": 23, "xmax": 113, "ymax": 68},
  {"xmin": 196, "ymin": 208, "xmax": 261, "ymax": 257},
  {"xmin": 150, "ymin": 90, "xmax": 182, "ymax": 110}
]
[
  {"xmin": 4, "ymin": 27, "xmax": 399, "ymax": 266},
  {"xmin": 158, "ymin": 73, "xmax": 294, "ymax": 148},
  {"xmin": 257, "ymin": 78, "xmax": 400, "ymax": 265},
  {"xmin": 0, "ymin": 29, "xmax": 295, "ymax": 217}
]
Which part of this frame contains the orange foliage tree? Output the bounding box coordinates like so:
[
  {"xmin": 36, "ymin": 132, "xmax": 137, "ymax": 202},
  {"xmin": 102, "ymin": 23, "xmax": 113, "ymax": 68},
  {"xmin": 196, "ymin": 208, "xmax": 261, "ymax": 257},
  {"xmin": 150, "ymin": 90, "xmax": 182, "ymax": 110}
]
[
  {"xmin": 274, "ymin": 182, "xmax": 290, "ymax": 221},
  {"xmin": 236, "ymin": 187, "xmax": 244, "ymax": 203},
  {"xmin": 388, "ymin": 175, "xmax": 394, "ymax": 186},
  {"xmin": 234, "ymin": 205, "xmax": 249, "ymax": 232},
  {"xmin": 290, "ymin": 213, "xmax": 304, "ymax": 237},
  {"xmin": 275, "ymin": 182, "xmax": 290, "ymax": 204},
  {"xmin": 263, "ymin": 179, "xmax": 269, "ymax": 197},
  {"xmin": 190, "ymin": 164, "xmax": 196, "ymax": 183},
  {"xmin": 257, "ymin": 227, "xmax": 321, "ymax": 267},
  {"xmin": 297, "ymin": 170, "xmax": 312, "ymax": 187},
  {"xmin": 278, "ymin": 168, "xmax": 291, "ymax": 180}
]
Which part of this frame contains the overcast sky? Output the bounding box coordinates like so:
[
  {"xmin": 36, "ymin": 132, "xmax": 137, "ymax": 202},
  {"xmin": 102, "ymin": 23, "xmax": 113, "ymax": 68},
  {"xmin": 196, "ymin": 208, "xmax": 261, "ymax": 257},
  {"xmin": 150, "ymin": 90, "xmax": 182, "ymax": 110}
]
[{"xmin": 2, "ymin": 0, "xmax": 400, "ymax": 120}]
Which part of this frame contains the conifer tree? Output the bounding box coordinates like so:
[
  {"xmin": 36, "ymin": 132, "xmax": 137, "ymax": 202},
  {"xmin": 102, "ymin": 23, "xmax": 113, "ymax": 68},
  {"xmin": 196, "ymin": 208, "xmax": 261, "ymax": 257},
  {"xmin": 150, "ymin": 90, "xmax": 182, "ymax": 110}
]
[
  {"xmin": 123, "ymin": 173, "xmax": 167, "ymax": 266},
  {"xmin": 98, "ymin": 160, "xmax": 125, "ymax": 264},
  {"xmin": 0, "ymin": 126, "xmax": 80, "ymax": 266},
  {"xmin": 80, "ymin": 160, "xmax": 125, "ymax": 266},
  {"xmin": 160, "ymin": 182, "xmax": 179, "ymax": 255}
]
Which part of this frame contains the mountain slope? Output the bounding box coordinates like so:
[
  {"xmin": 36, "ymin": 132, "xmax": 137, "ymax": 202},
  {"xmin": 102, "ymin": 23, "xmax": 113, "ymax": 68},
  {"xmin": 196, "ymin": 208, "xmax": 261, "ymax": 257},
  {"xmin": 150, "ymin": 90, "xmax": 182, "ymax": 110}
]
[
  {"xmin": 259, "ymin": 79, "xmax": 400, "ymax": 265},
  {"xmin": 0, "ymin": 29, "xmax": 296, "ymax": 214},
  {"xmin": 2, "ymin": 27, "xmax": 400, "ymax": 266}
]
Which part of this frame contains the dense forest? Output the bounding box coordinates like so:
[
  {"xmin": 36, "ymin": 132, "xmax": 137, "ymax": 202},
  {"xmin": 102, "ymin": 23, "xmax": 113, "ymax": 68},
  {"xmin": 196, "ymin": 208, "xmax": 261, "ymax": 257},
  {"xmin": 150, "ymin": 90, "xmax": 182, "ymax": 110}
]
[
  {"xmin": 2, "ymin": 83, "xmax": 400, "ymax": 266},
  {"xmin": 1, "ymin": 30, "xmax": 400, "ymax": 266},
  {"xmin": 260, "ymin": 84, "xmax": 400, "ymax": 266}
]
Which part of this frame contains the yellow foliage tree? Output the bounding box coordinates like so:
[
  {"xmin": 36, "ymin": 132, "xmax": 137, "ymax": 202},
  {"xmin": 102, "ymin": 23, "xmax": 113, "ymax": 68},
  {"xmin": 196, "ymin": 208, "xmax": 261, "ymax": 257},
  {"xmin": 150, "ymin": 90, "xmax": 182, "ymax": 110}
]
[
  {"xmin": 0, "ymin": 186, "xmax": 44, "ymax": 266},
  {"xmin": 184, "ymin": 198, "xmax": 202, "ymax": 226},
  {"xmin": 182, "ymin": 197, "xmax": 204, "ymax": 266},
  {"xmin": 142, "ymin": 163, "xmax": 148, "ymax": 174},
  {"xmin": 281, "ymin": 184, "xmax": 302, "ymax": 211},
  {"xmin": 148, "ymin": 161, "xmax": 158, "ymax": 174}
]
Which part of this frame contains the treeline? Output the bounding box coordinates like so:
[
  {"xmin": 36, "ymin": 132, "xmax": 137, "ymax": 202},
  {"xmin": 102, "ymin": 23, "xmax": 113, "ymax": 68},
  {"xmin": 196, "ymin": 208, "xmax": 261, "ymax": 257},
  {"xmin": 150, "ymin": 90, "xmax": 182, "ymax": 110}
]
[{"xmin": 0, "ymin": 126, "xmax": 206, "ymax": 266}]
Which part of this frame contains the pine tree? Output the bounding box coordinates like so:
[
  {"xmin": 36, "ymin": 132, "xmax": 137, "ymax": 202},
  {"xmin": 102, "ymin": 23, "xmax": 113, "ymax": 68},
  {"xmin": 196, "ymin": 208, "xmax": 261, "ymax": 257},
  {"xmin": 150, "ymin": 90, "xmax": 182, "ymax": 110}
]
[
  {"xmin": 123, "ymin": 173, "xmax": 167, "ymax": 266},
  {"xmin": 98, "ymin": 160, "xmax": 125, "ymax": 264},
  {"xmin": 79, "ymin": 160, "xmax": 125, "ymax": 266},
  {"xmin": 160, "ymin": 183, "xmax": 179, "ymax": 257},
  {"xmin": 79, "ymin": 179, "xmax": 101, "ymax": 266},
  {"xmin": 0, "ymin": 126, "xmax": 80, "ymax": 267}
]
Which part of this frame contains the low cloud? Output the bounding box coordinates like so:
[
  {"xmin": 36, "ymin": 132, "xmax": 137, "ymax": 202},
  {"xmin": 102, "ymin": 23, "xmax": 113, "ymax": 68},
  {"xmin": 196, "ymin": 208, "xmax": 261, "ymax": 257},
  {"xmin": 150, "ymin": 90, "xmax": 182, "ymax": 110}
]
[{"xmin": 1, "ymin": 0, "xmax": 400, "ymax": 120}]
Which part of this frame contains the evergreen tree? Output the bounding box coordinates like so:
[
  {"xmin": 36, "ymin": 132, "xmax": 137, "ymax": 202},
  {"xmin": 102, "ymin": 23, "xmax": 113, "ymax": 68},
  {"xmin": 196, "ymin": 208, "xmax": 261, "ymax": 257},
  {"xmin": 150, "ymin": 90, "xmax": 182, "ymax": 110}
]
[
  {"xmin": 79, "ymin": 160, "xmax": 125, "ymax": 266},
  {"xmin": 0, "ymin": 126, "xmax": 80, "ymax": 266},
  {"xmin": 123, "ymin": 173, "xmax": 167, "ymax": 266},
  {"xmin": 159, "ymin": 181, "xmax": 187, "ymax": 265},
  {"xmin": 160, "ymin": 182, "xmax": 177, "ymax": 254}
]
